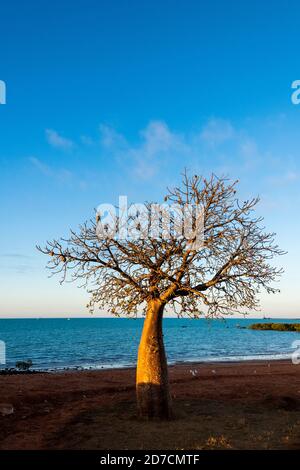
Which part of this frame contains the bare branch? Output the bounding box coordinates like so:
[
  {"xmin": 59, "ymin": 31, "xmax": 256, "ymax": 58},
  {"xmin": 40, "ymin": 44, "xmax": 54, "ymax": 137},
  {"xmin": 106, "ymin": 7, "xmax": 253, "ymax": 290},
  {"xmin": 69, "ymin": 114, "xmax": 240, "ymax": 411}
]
[{"xmin": 37, "ymin": 172, "xmax": 285, "ymax": 317}]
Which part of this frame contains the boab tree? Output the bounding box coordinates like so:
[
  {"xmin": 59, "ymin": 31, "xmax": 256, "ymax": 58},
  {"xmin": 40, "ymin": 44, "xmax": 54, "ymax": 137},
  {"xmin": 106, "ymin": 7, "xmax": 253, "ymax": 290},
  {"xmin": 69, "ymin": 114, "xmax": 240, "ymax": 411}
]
[{"xmin": 37, "ymin": 173, "xmax": 284, "ymax": 419}]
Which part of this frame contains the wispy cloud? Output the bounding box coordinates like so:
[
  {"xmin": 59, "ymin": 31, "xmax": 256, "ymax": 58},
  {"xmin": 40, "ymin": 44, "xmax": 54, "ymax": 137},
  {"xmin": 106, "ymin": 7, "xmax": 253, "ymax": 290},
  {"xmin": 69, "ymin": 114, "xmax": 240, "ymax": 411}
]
[
  {"xmin": 100, "ymin": 120, "xmax": 193, "ymax": 179},
  {"xmin": 129, "ymin": 121, "xmax": 189, "ymax": 179},
  {"xmin": 0, "ymin": 254, "xmax": 35, "ymax": 274},
  {"xmin": 30, "ymin": 157, "xmax": 73, "ymax": 183},
  {"xmin": 0, "ymin": 264, "xmax": 35, "ymax": 274},
  {"xmin": 30, "ymin": 157, "xmax": 52, "ymax": 176},
  {"xmin": 80, "ymin": 135, "xmax": 94, "ymax": 146},
  {"xmin": 46, "ymin": 129, "xmax": 74, "ymax": 151},
  {"xmin": 0, "ymin": 253, "xmax": 33, "ymax": 259},
  {"xmin": 200, "ymin": 118, "xmax": 235, "ymax": 147},
  {"xmin": 99, "ymin": 119, "xmax": 256, "ymax": 180},
  {"xmin": 268, "ymin": 170, "xmax": 300, "ymax": 187},
  {"xmin": 40, "ymin": 118, "xmax": 300, "ymax": 191},
  {"xmin": 100, "ymin": 124, "xmax": 127, "ymax": 149}
]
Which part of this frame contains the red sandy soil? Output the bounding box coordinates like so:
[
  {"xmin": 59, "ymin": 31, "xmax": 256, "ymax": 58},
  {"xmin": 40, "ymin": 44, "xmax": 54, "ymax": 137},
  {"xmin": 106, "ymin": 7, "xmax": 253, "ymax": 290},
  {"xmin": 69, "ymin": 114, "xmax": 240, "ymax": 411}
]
[{"xmin": 1, "ymin": 360, "xmax": 300, "ymax": 450}]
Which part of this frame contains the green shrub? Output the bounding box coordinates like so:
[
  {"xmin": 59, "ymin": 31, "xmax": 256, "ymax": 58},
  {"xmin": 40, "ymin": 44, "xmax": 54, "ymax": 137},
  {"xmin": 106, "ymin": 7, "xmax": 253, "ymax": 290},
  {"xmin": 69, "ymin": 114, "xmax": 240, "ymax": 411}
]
[
  {"xmin": 249, "ymin": 323, "xmax": 300, "ymax": 332},
  {"xmin": 15, "ymin": 359, "xmax": 33, "ymax": 371}
]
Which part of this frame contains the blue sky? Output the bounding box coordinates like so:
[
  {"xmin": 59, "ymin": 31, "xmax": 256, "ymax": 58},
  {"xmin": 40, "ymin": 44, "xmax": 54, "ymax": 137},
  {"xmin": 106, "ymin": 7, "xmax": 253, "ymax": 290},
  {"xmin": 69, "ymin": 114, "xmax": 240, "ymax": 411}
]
[{"xmin": 0, "ymin": 0, "xmax": 300, "ymax": 317}]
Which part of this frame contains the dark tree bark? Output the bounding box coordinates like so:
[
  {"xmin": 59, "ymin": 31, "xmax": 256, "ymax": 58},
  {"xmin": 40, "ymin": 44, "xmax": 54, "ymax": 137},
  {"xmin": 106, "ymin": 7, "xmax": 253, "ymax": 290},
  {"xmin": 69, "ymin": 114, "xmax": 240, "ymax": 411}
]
[{"xmin": 136, "ymin": 299, "xmax": 172, "ymax": 419}]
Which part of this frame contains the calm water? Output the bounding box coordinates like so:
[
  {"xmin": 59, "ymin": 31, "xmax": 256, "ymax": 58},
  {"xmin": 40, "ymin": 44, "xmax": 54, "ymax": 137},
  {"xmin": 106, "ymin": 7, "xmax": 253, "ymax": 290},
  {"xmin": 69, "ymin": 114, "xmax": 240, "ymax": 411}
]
[{"xmin": 0, "ymin": 318, "xmax": 299, "ymax": 371}]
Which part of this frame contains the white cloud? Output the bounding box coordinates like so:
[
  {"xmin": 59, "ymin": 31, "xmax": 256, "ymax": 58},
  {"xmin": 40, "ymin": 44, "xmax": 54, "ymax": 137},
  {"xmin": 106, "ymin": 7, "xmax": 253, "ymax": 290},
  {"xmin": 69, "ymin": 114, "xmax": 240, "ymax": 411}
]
[
  {"xmin": 30, "ymin": 157, "xmax": 73, "ymax": 183},
  {"xmin": 240, "ymin": 139, "xmax": 258, "ymax": 159},
  {"xmin": 100, "ymin": 120, "xmax": 192, "ymax": 179},
  {"xmin": 40, "ymin": 117, "xmax": 295, "ymax": 188},
  {"xmin": 285, "ymin": 171, "xmax": 300, "ymax": 182},
  {"xmin": 99, "ymin": 124, "xmax": 127, "ymax": 149},
  {"xmin": 268, "ymin": 170, "xmax": 300, "ymax": 186},
  {"xmin": 200, "ymin": 119, "xmax": 235, "ymax": 147},
  {"xmin": 130, "ymin": 121, "xmax": 189, "ymax": 179},
  {"xmin": 46, "ymin": 129, "xmax": 74, "ymax": 150},
  {"xmin": 98, "ymin": 119, "xmax": 258, "ymax": 180},
  {"xmin": 30, "ymin": 157, "xmax": 53, "ymax": 176},
  {"xmin": 80, "ymin": 135, "xmax": 94, "ymax": 146},
  {"xmin": 0, "ymin": 253, "xmax": 32, "ymax": 259}
]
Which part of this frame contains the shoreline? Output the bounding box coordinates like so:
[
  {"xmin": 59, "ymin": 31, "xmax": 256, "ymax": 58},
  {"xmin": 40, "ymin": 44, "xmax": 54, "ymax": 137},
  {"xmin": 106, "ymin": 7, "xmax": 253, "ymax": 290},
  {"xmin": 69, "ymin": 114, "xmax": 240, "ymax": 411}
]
[{"xmin": 0, "ymin": 355, "xmax": 294, "ymax": 375}]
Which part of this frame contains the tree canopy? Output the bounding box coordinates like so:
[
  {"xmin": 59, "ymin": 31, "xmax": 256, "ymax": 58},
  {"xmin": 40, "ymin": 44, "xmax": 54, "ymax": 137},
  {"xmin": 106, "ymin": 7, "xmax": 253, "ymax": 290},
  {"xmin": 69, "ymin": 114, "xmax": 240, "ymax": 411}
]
[{"xmin": 38, "ymin": 173, "xmax": 284, "ymax": 318}]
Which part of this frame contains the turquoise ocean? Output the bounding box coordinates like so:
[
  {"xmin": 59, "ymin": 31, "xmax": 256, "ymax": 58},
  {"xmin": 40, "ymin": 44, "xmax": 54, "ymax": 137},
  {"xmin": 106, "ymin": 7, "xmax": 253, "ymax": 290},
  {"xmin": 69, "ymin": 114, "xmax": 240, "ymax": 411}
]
[{"xmin": 0, "ymin": 318, "xmax": 299, "ymax": 371}]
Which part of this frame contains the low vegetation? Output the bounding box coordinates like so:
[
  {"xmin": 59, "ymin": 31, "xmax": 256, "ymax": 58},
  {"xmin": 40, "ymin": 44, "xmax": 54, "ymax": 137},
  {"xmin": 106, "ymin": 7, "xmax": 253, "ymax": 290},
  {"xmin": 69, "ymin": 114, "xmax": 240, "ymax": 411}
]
[
  {"xmin": 249, "ymin": 323, "xmax": 300, "ymax": 332},
  {"xmin": 15, "ymin": 359, "xmax": 33, "ymax": 371}
]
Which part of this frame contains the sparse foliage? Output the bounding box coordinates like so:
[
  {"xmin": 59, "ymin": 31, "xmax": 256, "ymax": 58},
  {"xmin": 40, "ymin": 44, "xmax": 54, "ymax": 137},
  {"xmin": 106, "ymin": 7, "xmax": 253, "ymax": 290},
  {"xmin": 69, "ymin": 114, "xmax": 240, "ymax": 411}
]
[
  {"xmin": 38, "ymin": 173, "xmax": 284, "ymax": 318},
  {"xmin": 15, "ymin": 359, "xmax": 33, "ymax": 371}
]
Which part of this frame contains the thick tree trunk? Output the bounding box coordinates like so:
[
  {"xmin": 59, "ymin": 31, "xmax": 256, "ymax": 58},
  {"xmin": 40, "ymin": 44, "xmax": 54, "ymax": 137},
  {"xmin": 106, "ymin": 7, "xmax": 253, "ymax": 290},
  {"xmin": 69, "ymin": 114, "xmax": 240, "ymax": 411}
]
[{"xmin": 136, "ymin": 299, "xmax": 172, "ymax": 419}]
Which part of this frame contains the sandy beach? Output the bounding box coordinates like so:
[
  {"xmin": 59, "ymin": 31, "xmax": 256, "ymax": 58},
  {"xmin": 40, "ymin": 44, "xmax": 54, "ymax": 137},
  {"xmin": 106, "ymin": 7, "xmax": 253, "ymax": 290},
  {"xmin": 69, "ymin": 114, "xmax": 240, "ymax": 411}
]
[{"xmin": 0, "ymin": 360, "xmax": 300, "ymax": 450}]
